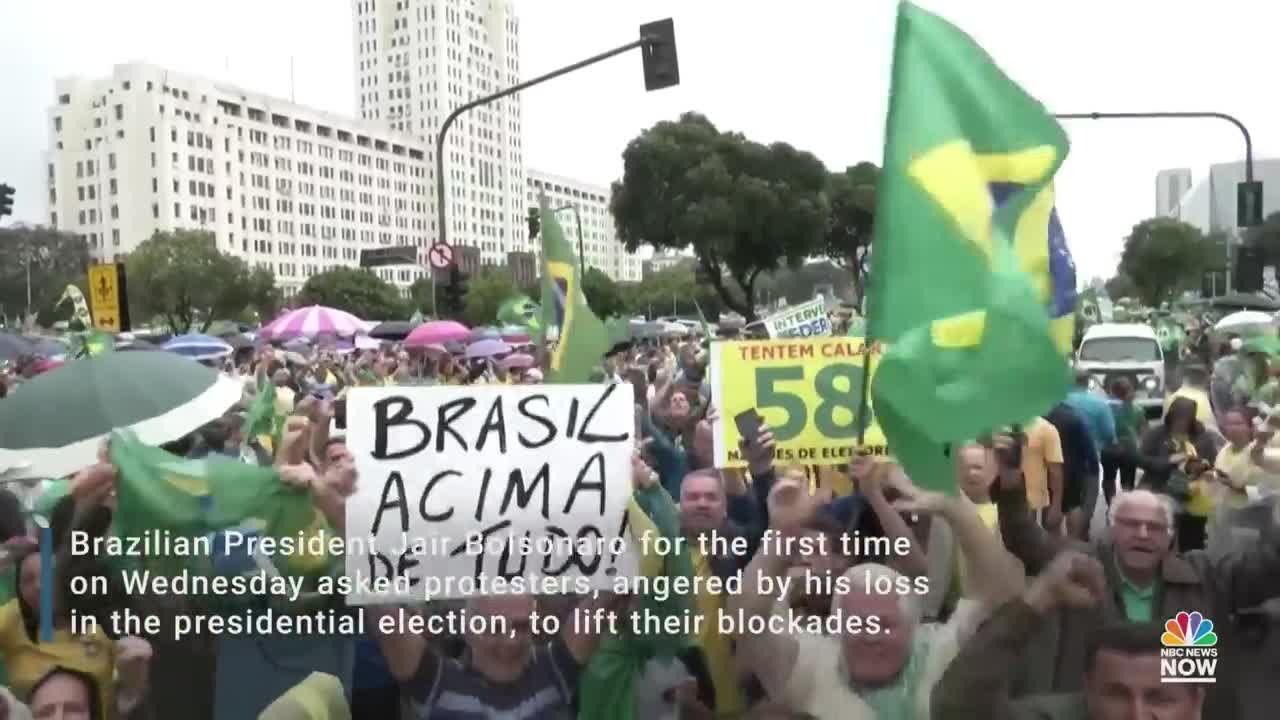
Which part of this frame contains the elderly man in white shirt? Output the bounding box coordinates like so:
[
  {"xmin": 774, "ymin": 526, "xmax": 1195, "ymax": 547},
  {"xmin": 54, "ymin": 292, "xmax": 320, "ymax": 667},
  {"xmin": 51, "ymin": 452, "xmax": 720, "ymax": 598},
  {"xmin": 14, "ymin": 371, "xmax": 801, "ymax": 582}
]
[{"xmin": 730, "ymin": 460, "xmax": 1025, "ymax": 720}]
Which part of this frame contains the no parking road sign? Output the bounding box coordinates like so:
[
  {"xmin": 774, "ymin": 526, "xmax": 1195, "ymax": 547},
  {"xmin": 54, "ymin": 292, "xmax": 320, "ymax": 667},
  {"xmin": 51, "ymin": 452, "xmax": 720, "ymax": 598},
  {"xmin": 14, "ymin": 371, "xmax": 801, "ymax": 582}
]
[{"xmin": 428, "ymin": 242, "xmax": 455, "ymax": 269}]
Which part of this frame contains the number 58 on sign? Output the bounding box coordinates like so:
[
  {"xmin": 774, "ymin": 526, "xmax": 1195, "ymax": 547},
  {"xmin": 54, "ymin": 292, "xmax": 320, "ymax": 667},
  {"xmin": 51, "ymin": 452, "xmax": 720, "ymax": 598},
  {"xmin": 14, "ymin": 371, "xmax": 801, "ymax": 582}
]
[{"xmin": 709, "ymin": 338, "xmax": 887, "ymax": 468}]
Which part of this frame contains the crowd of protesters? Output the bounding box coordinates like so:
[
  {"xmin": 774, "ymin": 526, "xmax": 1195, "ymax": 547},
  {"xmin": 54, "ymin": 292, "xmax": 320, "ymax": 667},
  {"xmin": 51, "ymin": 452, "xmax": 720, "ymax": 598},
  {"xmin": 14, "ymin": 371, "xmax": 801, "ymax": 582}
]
[{"xmin": 1, "ymin": 324, "xmax": 1279, "ymax": 720}]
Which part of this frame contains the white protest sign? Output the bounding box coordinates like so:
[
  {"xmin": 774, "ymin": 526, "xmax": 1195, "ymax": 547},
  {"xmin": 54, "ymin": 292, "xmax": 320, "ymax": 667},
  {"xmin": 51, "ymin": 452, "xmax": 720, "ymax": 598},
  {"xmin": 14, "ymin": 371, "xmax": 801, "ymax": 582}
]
[
  {"xmin": 763, "ymin": 298, "xmax": 832, "ymax": 339},
  {"xmin": 344, "ymin": 383, "xmax": 638, "ymax": 604}
]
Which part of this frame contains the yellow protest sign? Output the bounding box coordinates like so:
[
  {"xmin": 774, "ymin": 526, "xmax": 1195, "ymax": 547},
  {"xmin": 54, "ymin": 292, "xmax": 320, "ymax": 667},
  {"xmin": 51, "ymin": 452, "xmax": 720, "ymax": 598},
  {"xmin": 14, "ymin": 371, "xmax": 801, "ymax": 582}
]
[
  {"xmin": 87, "ymin": 263, "xmax": 121, "ymax": 332},
  {"xmin": 709, "ymin": 337, "xmax": 887, "ymax": 468}
]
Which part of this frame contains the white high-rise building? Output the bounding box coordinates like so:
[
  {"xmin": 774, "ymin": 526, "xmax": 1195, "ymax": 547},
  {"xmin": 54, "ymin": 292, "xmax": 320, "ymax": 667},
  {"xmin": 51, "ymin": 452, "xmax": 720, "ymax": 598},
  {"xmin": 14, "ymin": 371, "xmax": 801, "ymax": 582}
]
[
  {"xmin": 45, "ymin": 62, "xmax": 435, "ymax": 296},
  {"xmin": 526, "ymin": 170, "xmax": 641, "ymax": 282},
  {"xmin": 1171, "ymin": 159, "xmax": 1280, "ymax": 234},
  {"xmin": 352, "ymin": 0, "xmax": 525, "ymax": 266},
  {"xmin": 1156, "ymin": 168, "xmax": 1192, "ymax": 218}
]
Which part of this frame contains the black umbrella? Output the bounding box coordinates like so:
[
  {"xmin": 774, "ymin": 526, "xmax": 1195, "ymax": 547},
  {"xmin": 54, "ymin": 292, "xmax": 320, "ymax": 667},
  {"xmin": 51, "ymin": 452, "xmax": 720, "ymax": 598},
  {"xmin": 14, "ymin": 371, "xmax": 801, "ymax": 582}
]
[
  {"xmin": 222, "ymin": 333, "xmax": 253, "ymax": 350},
  {"xmin": 369, "ymin": 321, "xmax": 418, "ymax": 340}
]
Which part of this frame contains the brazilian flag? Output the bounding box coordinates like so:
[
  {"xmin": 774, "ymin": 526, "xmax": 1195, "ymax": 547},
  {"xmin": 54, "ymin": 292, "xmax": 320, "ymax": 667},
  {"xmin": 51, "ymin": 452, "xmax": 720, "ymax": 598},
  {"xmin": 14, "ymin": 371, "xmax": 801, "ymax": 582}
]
[
  {"xmin": 538, "ymin": 194, "xmax": 610, "ymax": 382},
  {"xmin": 866, "ymin": 2, "xmax": 1074, "ymax": 492},
  {"xmin": 108, "ymin": 430, "xmax": 334, "ymax": 605}
]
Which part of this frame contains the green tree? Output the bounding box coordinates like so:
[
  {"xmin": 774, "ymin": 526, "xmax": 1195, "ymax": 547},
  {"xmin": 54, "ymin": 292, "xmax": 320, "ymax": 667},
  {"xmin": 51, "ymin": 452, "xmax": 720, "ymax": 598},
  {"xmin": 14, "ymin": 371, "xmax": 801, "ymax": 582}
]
[
  {"xmin": 582, "ymin": 267, "xmax": 625, "ymax": 319},
  {"xmin": 1117, "ymin": 218, "xmax": 1214, "ymax": 306},
  {"xmin": 127, "ymin": 229, "xmax": 278, "ymax": 332},
  {"xmin": 824, "ymin": 162, "xmax": 879, "ymax": 308},
  {"xmin": 620, "ymin": 262, "xmax": 722, "ymax": 319},
  {"xmin": 463, "ymin": 268, "xmax": 517, "ymax": 327},
  {"xmin": 0, "ymin": 224, "xmax": 90, "ymax": 326},
  {"xmin": 1103, "ymin": 273, "xmax": 1137, "ymax": 300},
  {"xmin": 296, "ymin": 267, "xmax": 408, "ymax": 320},
  {"xmin": 611, "ymin": 112, "xmax": 830, "ymax": 321},
  {"xmin": 407, "ymin": 276, "xmax": 435, "ymax": 316}
]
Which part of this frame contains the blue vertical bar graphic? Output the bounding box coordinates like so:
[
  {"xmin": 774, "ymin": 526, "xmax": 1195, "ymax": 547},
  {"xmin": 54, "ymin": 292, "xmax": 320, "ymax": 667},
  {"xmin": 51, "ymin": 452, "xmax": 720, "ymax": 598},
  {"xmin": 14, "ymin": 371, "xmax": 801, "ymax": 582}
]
[{"xmin": 39, "ymin": 524, "xmax": 53, "ymax": 642}]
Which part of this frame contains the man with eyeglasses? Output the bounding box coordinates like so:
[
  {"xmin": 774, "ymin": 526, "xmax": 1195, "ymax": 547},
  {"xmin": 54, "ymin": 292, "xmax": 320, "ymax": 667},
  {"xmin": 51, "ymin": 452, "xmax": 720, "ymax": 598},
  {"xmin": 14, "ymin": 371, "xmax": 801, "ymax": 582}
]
[{"xmin": 992, "ymin": 432, "xmax": 1280, "ymax": 720}]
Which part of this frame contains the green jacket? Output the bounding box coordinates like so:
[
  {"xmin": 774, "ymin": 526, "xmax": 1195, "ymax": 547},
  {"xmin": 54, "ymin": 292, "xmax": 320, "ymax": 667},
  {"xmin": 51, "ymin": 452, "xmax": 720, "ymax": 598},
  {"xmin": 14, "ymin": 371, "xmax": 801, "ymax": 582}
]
[{"xmin": 931, "ymin": 600, "xmax": 1090, "ymax": 720}]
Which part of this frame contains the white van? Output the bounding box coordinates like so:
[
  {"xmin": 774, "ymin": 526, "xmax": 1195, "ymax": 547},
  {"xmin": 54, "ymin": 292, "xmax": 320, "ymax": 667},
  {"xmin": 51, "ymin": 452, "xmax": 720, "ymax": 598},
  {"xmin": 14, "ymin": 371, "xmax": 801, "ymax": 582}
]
[{"xmin": 1076, "ymin": 323, "xmax": 1166, "ymax": 417}]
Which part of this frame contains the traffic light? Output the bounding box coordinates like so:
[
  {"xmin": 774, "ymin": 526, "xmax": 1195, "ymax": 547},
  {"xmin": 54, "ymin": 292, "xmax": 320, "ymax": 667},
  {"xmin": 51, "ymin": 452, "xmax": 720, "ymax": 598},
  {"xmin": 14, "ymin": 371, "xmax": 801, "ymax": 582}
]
[
  {"xmin": 442, "ymin": 265, "xmax": 469, "ymax": 315},
  {"xmin": 639, "ymin": 19, "xmax": 679, "ymax": 92},
  {"xmin": 0, "ymin": 184, "xmax": 14, "ymax": 219},
  {"xmin": 527, "ymin": 207, "xmax": 540, "ymax": 240},
  {"xmin": 1235, "ymin": 245, "xmax": 1264, "ymax": 293}
]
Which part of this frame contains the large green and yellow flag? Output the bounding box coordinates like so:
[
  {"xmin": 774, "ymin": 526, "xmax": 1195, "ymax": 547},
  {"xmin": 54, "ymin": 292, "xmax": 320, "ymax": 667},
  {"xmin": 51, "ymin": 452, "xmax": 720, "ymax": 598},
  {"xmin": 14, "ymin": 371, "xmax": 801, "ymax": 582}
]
[
  {"xmin": 109, "ymin": 430, "xmax": 332, "ymax": 586},
  {"xmin": 866, "ymin": 2, "xmax": 1073, "ymax": 492},
  {"xmin": 539, "ymin": 195, "xmax": 610, "ymax": 382}
]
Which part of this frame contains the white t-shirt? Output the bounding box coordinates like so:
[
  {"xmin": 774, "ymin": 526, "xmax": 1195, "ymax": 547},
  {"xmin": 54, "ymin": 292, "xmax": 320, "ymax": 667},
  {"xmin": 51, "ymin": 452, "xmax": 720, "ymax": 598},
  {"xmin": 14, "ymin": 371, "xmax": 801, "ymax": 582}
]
[{"xmin": 778, "ymin": 600, "xmax": 988, "ymax": 720}]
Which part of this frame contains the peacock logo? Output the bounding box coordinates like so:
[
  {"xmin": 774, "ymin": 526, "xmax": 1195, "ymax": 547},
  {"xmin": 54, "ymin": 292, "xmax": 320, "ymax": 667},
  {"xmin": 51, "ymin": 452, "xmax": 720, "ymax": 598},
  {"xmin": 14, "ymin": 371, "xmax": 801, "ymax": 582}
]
[{"xmin": 1160, "ymin": 611, "xmax": 1218, "ymax": 684}]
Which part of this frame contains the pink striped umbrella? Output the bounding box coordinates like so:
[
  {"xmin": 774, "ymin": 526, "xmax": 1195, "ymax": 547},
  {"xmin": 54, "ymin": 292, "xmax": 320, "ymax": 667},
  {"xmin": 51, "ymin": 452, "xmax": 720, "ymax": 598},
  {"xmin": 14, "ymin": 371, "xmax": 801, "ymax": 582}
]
[
  {"xmin": 259, "ymin": 305, "xmax": 368, "ymax": 339},
  {"xmin": 404, "ymin": 320, "xmax": 471, "ymax": 348}
]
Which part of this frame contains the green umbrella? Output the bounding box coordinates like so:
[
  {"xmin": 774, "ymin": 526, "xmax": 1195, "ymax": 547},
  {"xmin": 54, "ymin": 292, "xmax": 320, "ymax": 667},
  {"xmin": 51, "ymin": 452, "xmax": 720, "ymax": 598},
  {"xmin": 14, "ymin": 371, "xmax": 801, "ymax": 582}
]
[{"xmin": 0, "ymin": 351, "xmax": 243, "ymax": 480}]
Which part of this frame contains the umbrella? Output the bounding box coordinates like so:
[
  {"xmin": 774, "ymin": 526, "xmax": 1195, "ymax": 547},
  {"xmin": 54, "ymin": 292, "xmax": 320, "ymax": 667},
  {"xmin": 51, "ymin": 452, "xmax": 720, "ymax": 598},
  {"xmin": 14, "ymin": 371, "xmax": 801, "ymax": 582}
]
[
  {"xmin": 222, "ymin": 334, "xmax": 253, "ymax": 350},
  {"xmin": 369, "ymin": 321, "xmax": 419, "ymax": 340},
  {"xmin": 117, "ymin": 338, "xmax": 160, "ymax": 352},
  {"xmin": 25, "ymin": 336, "xmax": 69, "ymax": 358},
  {"xmin": 468, "ymin": 326, "xmax": 502, "ymax": 343},
  {"xmin": 1214, "ymin": 310, "xmax": 1274, "ymax": 334},
  {"xmin": 466, "ymin": 338, "xmax": 510, "ymax": 359},
  {"xmin": 164, "ymin": 333, "xmax": 234, "ymax": 360},
  {"xmin": 354, "ymin": 335, "xmax": 382, "ymax": 351},
  {"xmin": 0, "ymin": 351, "xmax": 243, "ymax": 480},
  {"xmin": 259, "ymin": 305, "xmax": 367, "ymax": 339},
  {"xmin": 204, "ymin": 320, "xmax": 251, "ymax": 337},
  {"xmin": 499, "ymin": 353, "xmax": 535, "ymax": 370},
  {"xmin": 0, "ymin": 332, "xmax": 36, "ymax": 362},
  {"xmin": 499, "ymin": 326, "xmax": 531, "ymax": 343},
  {"xmin": 405, "ymin": 320, "xmax": 470, "ymax": 348}
]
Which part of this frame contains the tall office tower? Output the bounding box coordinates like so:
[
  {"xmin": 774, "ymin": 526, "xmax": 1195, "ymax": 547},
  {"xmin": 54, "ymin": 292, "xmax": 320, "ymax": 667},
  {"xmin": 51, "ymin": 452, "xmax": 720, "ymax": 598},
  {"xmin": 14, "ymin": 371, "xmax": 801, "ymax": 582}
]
[{"xmin": 352, "ymin": 0, "xmax": 525, "ymax": 267}]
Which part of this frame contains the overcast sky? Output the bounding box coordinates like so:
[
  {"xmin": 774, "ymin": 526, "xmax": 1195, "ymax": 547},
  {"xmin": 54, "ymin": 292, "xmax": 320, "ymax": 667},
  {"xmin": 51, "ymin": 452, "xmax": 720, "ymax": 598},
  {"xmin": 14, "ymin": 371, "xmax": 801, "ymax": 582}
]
[{"xmin": 2, "ymin": 0, "xmax": 1275, "ymax": 283}]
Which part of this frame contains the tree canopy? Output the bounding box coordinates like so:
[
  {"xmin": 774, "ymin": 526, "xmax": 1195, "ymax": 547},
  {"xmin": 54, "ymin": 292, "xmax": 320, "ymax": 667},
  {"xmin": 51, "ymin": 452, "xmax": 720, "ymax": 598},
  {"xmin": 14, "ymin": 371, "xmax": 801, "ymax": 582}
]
[
  {"xmin": 611, "ymin": 112, "xmax": 832, "ymax": 321},
  {"xmin": 126, "ymin": 229, "xmax": 280, "ymax": 332},
  {"xmin": 0, "ymin": 225, "xmax": 90, "ymax": 326},
  {"xmin": 463, "ymin": 268, "xmax": 518, "ymax": 327},
  {"xmin": 582, "ymin": 267, "xmax": 625, "ymax": 320},
  {"xmin": 824, "ymin": 162, "xmax": 879, "ymax": 307},
  {"xmin": 1117, "ymin": 217, "xmax": 1215, "ymax": 306},
  {"xmin": 296, "ymin": 266, "xmax": 408, "ymax": 321},
  {"xmin": 407, "ymin": 276, "xmax": 435, "ymax": 316}
]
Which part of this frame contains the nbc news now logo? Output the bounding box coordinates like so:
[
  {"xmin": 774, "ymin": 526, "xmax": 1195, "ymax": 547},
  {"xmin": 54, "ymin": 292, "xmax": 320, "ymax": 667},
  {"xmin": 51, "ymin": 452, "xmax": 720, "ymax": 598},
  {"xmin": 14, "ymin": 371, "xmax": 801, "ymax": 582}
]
[{"xmin": 1160, "ymin": 611, "xmax": 1217, "ymax": 684}]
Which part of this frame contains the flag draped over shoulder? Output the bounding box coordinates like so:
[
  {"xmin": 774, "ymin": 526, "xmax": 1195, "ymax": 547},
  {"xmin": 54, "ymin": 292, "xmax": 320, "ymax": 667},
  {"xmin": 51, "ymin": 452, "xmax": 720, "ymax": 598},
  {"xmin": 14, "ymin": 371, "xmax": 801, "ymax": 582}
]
[
  {"xmin": 538, "ymin": 194, "xmax": 610, "ymax": 382},
  {"xmin": 579, "ymin": 484, "xmax": 694, "ymax": 720},
  {"xmin": 866, "ymin": 2, "xmax": 1074, "ymax": 492},
  {"xmin": 108, "ymin": 430, "xmax": 332, "ymax": 585}
]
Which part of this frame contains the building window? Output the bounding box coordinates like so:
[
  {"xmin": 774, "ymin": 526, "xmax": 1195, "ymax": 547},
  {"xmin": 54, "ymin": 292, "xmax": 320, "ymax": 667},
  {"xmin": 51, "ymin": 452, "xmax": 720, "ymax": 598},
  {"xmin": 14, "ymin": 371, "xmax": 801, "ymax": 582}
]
[
  {"xmin": 75, "ymin": 161, "xmax": 83, "ymax": 178},
  {"xmin": 110, "ymin": 205, "xmax": 118, "ymax": 220},
  {"xmin": 174, "ymin": 203, "xmax": 180, "ymax": 219},
  {"xmin": 109, "ymin": 179, "xmax": 117, "ymax": 195},
  {"xmin": 152, "ymin": 203, "xmax": 159, "ymax": 219},
  {"xmin": 77, "ymin": 187, "xmax": 84, "ymax": 201},
  {"xmin": 54, "ymin": 117, "xmax": 62, "ymax": 132},
  {"xmin": 108, "ymin": 153, "xmax": 116, "ymax": 171},
  {"xmin": 152, "ymin": 178, "xmax": 158, "ymax": 193},
  {"xmin": 112, "ymin": 228, "xmax": 120, "ymax": 245},
  {"xmin": 59, "ymin": 93, "xmax": 70, "ymax": 105},
  {"xmin": 114, "ymin": 104, "xmax": 123, "ymax": 121},
  {"xmin": 150, "ymin": 126, "xmax": 156, "ymax": 142}
]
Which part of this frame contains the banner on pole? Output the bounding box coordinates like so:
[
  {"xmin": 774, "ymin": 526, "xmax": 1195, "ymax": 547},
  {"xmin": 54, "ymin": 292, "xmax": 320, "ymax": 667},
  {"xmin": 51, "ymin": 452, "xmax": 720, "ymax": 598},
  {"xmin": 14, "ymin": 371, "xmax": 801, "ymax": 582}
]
[
  {"xmin": 762, "ymin": 298, "xmax": 832, "ymax": 339},
  {"xmin": 709, "ymin": 337, "xmax": 887, "ymax": 468},
  {"xmin": 344, "ymin": 384, "xmax": 637, "ymax": 604}
]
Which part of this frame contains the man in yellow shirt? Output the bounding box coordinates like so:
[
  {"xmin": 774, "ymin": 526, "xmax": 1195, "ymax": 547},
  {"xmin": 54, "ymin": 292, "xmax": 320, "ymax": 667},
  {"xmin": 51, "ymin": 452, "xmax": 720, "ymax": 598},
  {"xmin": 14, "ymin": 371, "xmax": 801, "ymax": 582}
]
[
  {"xmin": 1019, "ymin": 418, "xmax": 1065, "ymax": 530},
  {"xmin": 1164, "ymin": 365, "xmax": 1218, "ymax": 434}
]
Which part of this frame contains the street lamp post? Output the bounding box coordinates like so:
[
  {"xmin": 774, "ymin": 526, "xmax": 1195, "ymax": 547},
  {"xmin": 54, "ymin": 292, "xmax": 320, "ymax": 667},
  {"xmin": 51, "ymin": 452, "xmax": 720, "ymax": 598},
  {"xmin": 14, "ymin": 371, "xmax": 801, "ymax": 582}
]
[
  {"xmin": 1053, "ymin": 111, "xmax": 1258, "ymax": 294},
  {"xmin": 440, "ymin": 37, "xmax": 650, "ymax": 254},
  {"xmin": 434, "ymin": 22, "xmax": 676, "ymax": 259}
]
